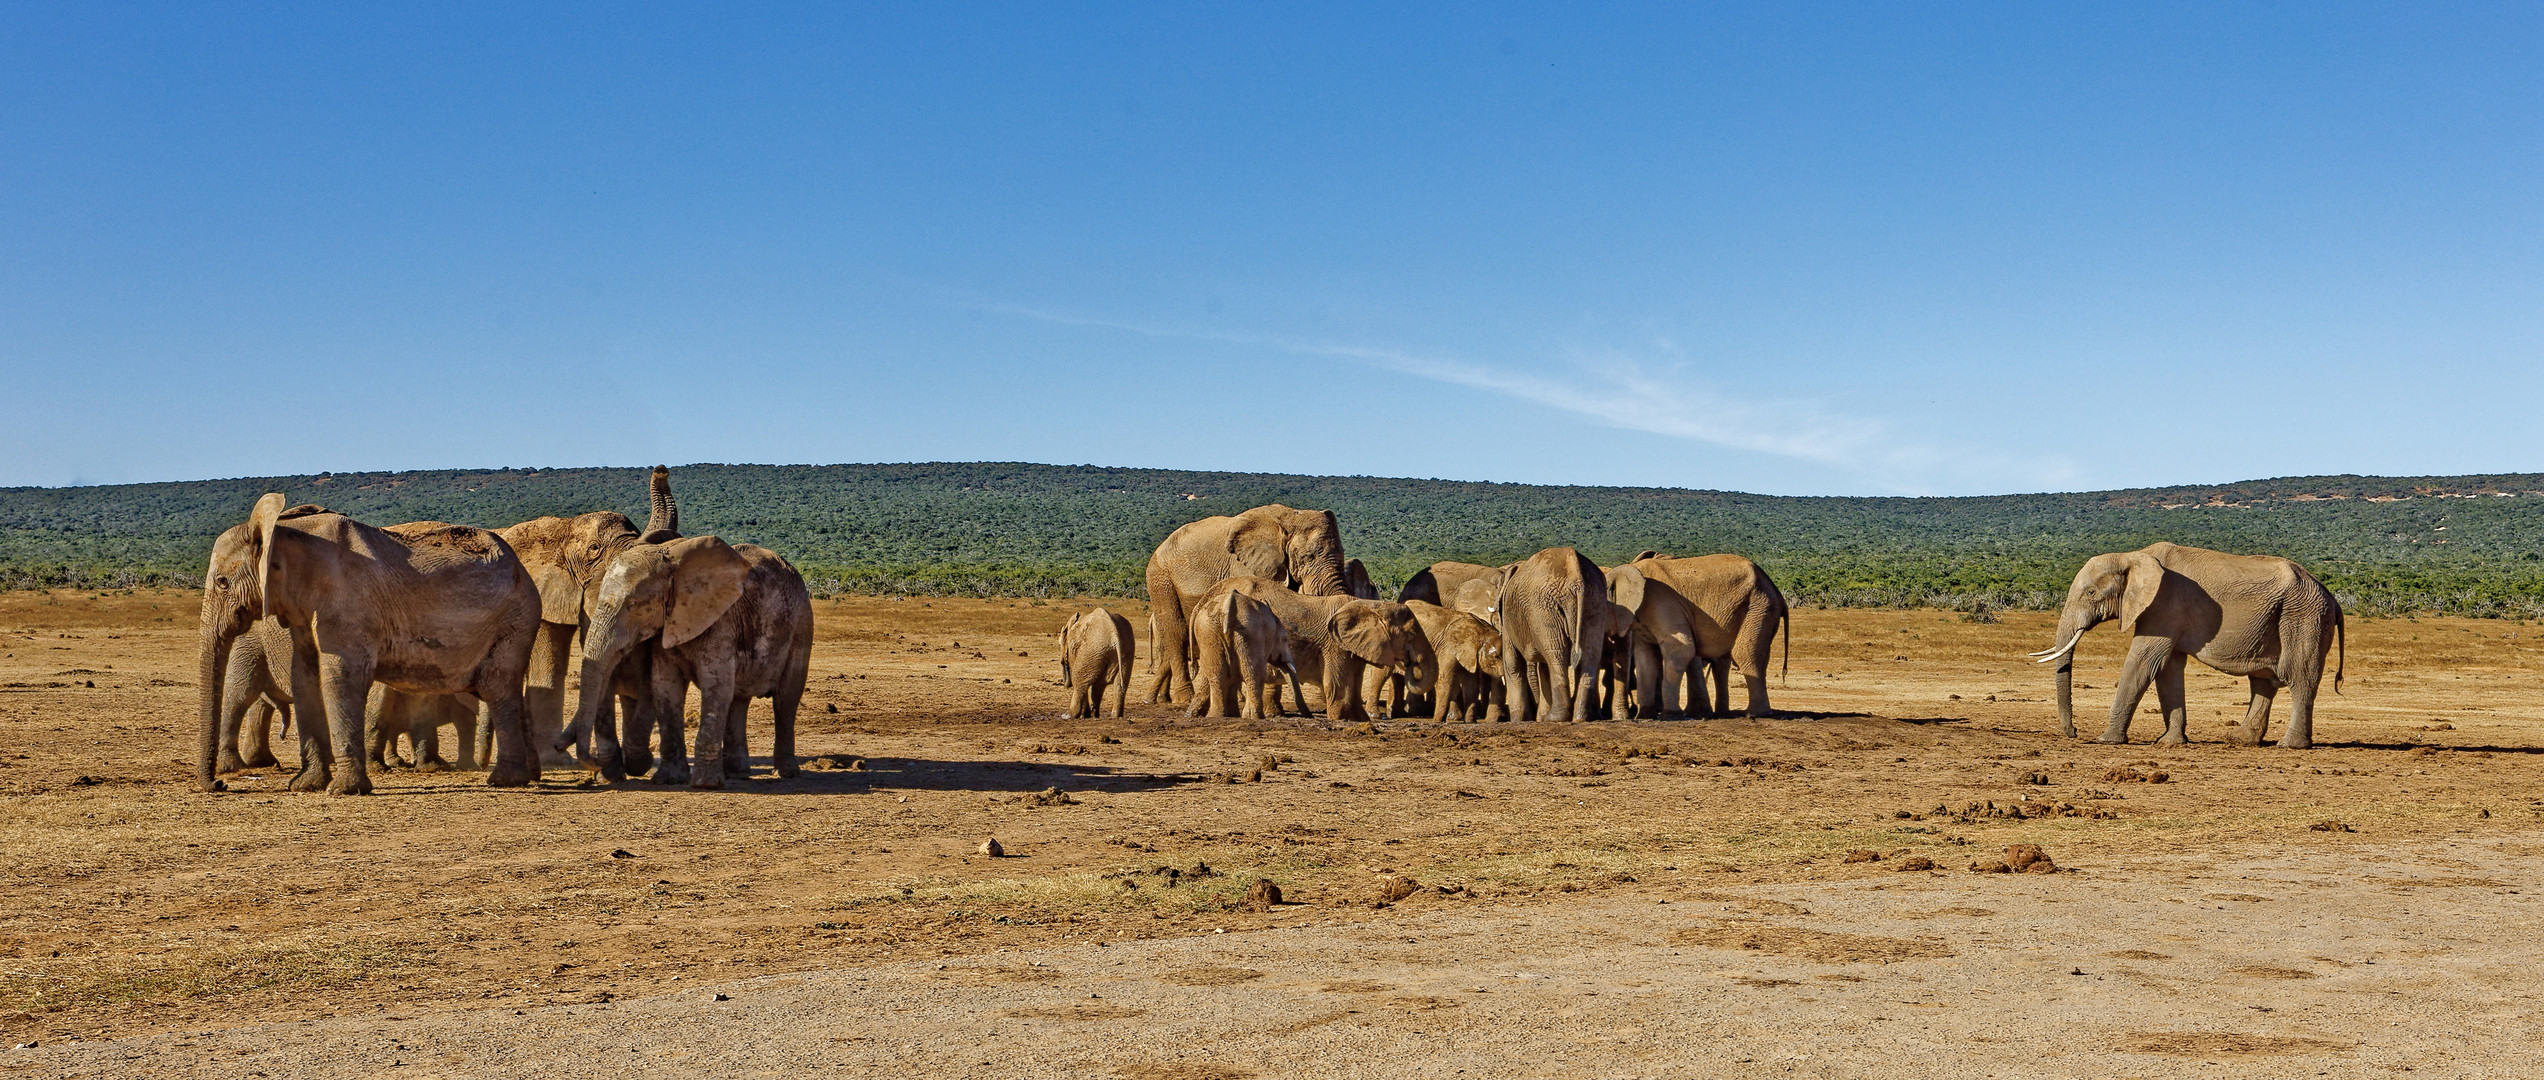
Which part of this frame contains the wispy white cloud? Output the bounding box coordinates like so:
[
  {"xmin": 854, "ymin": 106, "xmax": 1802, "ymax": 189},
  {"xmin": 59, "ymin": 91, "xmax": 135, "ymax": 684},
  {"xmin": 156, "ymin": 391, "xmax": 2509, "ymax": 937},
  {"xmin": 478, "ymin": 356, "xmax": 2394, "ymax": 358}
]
[{"xmin": 996, "ymin": 306, "xmax": 2074, "ymax": 495}]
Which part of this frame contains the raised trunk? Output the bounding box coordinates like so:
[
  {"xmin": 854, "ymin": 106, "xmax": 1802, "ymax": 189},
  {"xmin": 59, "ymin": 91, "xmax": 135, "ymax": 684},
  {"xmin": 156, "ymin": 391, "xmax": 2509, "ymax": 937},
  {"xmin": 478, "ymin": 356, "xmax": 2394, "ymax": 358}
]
[
  {"xmin": 195, "ymin": 607, "xmax": 237, "ymax": 792},
  {"xmin": 645, "ymin": 466, "xmax": 678, "ymax": 537}
]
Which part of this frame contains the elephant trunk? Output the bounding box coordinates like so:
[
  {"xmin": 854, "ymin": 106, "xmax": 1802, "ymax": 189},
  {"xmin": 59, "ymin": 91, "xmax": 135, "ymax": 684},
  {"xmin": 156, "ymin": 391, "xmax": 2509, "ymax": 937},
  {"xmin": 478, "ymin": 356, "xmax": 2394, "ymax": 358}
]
[
  {"xmin": 2041, "ymin": 610, "xmax": 2089, "ymax": 737},
  {"xmin": 1298, "ymin": 550, "xmax": 1346, "ymax": 597},
  {"xmin": 645, "ymin": 465, "xmax": 678, "ymax": 537},
  {"xmin": 561, "ymin": 611, "xmax": 642, "ymax": 756},
  {"xmin": 2055, "ymin": 660, "xmax": 2075, "ymax": 737},
  {"xmin": 194, "ymin": 603, "xmax": 237, "ymax": 792}
]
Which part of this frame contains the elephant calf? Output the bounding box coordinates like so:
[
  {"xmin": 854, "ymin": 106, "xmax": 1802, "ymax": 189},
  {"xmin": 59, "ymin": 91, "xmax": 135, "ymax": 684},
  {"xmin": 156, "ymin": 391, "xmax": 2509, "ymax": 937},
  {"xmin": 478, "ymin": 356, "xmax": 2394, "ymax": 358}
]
[
  {"xmin": 1404, "ymin": 600, "xmax": 1505, "ymax": 722},
  {"xmin": 1060, "ymin": 607, "xmax": 1136, "ymax": 719},
  {"xmin": 1189, "ymin": 588, "xmax": 1296, "ymax": 720},
  {"xmin": 214, "ymin": 617, "xmax": 295, "ymax": 775},
  {"xmin": 366, "ymin": 686, "xmax": 481, "ymax": 772}
]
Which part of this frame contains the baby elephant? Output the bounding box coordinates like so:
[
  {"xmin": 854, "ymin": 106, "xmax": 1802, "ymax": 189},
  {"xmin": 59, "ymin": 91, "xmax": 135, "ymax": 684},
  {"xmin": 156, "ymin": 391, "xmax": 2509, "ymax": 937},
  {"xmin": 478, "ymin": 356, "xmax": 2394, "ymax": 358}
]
[
  {"xmin": 1060, "ymin": 608, "xmax": 1137, "ymax": 718},
  {"xmin": 367, "ymin": 686, "xmax": 482, "ymax": 772},
  {"xmin": 1190, "ymin": 588, "xmax": 1296, "ymax": 720}
]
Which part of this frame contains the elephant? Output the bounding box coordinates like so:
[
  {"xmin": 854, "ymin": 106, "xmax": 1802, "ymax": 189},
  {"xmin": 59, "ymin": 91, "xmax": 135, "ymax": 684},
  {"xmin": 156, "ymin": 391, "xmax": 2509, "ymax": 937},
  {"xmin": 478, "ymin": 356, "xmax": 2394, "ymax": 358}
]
[
  {"xmin": 366, "ymin": 685, "xmax": 481, "ymax": 772},
  {"xmin": 1608, "ymin": 555, "xmax": 1790, "ymax": 719},
  {"xmin": 212, "ymin": 616, "xmax": 295, "ymax": 774},
  {"xmin": 496, "ymin": 465, "xmax": 682, "ymax": 771},
  {"xmin": 1585, "ymin": 598, "xmax": 1641, "ymax": 720},
  {"xmin": 2029, "ymin": 542, "xmax": 2345, "ymax": 748},
  {"xmin": 558, "ymin": 535, "xmax": 814, "ymax": 788},
  {"xmin": 1490, "ymin": 548, "xmax": 1608, "ymax": 724},
  {"xmin": 1059, "ymin": 607, "xmax": 1136, "ymax": 719},
  {"xmin": 1187, "ymin": 588, "xmax": 1296, "ymax": 720},
  {"xmin": 1204, "ymin": 577, "xmax": 1414, "ymax": 724},
  {"xmin": 1398, "ymin": 561, "xmax": 1501, "ymax": 608},
  {"xmin": 1342, "ymin": 558, "xmax": 1380, "ymax": 601},
  {"xmin": 1404, "ymin": 600, "xmax": 1505, "ymax": 722},
  {"xmin": 1144, "ymin": 506, "xmax": 1348, "ymax": 705},
  {"xmin": 195, "ymin": 496, "xmax": 543, "ymax": 794}
]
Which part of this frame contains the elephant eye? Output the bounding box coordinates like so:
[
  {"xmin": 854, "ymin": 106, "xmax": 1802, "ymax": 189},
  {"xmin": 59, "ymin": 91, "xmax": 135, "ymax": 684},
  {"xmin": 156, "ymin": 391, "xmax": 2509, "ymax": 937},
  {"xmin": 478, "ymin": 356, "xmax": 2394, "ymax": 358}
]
[{"xmin": 212, "ymin": 576, "xmax": 229, "ymax": 590}]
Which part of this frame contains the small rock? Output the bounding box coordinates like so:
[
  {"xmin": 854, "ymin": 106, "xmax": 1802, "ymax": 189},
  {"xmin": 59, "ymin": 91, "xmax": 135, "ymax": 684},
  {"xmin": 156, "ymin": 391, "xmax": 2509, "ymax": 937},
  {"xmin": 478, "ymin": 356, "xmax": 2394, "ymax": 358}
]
[
  {"xmin": 2003, "ymin": 844, "xmax": 2056, "ymax": 873},
  {"xmin": 1842, "ymin": 849, "xmax": 1881, "ymax": 863},
  {"xmin": 826, "ymin": 703, "xmax": 838, "ymax": 713},
  {"xmin": 978, "ymin": 838, "xmax": 1004, "ymax": 857},
  {"xmin": 2309, "ymin": 820, "xmax": 2355, "ymax": 833},
  {"xmin": 711, "ymin": 992, "xmax": 729, "ymax": 1001},
  {"xmin": 1247, "ymin": 879, "xmax": 1283, "ymax": 910},
  {"xmin": 1892, "ymin": 855, "xmax": 1935, "ymax": 871},
  {"xmin": 1245, "ymin": 769, "xmax": 1263, "ymax": 783},
  {"xmin": 609, "ymin": 849, "xmax": 638, "ymax": 859}
]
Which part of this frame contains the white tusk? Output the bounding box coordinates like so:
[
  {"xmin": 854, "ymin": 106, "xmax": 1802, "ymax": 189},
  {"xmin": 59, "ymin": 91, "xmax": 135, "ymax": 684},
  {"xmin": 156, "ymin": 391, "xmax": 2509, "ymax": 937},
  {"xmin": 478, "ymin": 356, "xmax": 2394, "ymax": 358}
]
[{"xmin": 2027, "ymin": 628, "xmax": 2084, "ymax": 663}]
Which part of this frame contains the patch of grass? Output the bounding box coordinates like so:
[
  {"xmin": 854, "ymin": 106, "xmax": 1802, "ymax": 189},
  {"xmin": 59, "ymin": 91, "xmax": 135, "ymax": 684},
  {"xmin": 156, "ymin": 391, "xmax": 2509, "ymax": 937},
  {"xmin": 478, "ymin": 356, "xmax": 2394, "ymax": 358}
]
[{"xmin": 0, "ymin": 937, "xmax": 424, "ymax": 1014}]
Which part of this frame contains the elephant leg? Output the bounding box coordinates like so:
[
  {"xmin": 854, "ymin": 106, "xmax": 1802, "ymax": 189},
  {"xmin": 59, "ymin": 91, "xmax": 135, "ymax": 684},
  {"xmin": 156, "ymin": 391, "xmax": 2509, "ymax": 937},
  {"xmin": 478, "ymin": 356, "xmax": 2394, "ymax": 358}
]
[
  {"xmin": 772, "ymin": 683, "xmax": 803, "ymax": 781},
  {"xmin": 241, "ymin": 700, "xmax": 282, "ymax": 769},
  {"xmin": 525, "ymin": 621, "xmax": 576, "ymax": 769},
  {"xmin": 651, "ymin": 667, "xmax": 691, "ymax": 786},
  {"xmin": 1431, "ymin": 663, "xmax": 1463, "ymax": 725},
  {"xmin": 316, "ymin": 650, "xmax": 376, "ymax": 796},
  {"xmin": 1651, "ymin": 646, "xmax": 1687, "ymax": 719},
  {"xmin": 688, "ymin": 666, "xmax": 737, "ymax": 790},
  {"xmin": 216, "ymin": 672, "xmax": 258, "ymax": 775},
  {"xmin": 1568, "ymin": 653, "xmax": 1599, "ymax": 725},
  {"xmin": 2098, "ymin": 637, "xmax": 2173, "ymax": 744},
  {"xmin": 286, "ymin": 633, "xmax": 332, "ymax": 792},
  {"xmin": 1070, "ymin": 681, "xmax": 1093, "ymax": 720},
  {"xmin": 616, "ymin": 692, "xmax": 654, "ymax": 778},
  {"xmin": 721, "ymin": 693, "xmax": 750, "ymax": 779},
  {"xmin": 473, "ymin": 704, "xmax": 494, "ymax": 777},
  {"xmin": 2154, "ymin": 652, "xmax": 2190, "ymax": 745},
  {"xmin": 2280, "ymin": 666, "xmax": 2320, "ymax": 750},
  {"xmin": 414, "ymin": 719, "xmax": 451, "ymax": 772},
  {"xmin": 453, "ymin": 706, "xmax": 481, "ymax": 771},
  {"xmin": 1709, "ymin": 658, "xmax": 1733, "ymax": 717},
  {"xmin": 2236, "ymin": 675, "xmax": 2279, "ymax": 747},
  {"xmin": 482, "ymin": 685, "xmax": 536, "ymax": 788},
  {"xmin": 583, "ymin": 690, "xmax": 626, "ymax": 781}
]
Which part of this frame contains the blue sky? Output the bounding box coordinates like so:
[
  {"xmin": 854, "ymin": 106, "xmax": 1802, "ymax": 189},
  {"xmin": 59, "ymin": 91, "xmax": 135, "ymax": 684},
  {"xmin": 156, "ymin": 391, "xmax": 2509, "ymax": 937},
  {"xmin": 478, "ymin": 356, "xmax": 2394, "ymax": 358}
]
[{"xmin": 3, "ymin": 3, "xmax": 2538, "ymax": 495}]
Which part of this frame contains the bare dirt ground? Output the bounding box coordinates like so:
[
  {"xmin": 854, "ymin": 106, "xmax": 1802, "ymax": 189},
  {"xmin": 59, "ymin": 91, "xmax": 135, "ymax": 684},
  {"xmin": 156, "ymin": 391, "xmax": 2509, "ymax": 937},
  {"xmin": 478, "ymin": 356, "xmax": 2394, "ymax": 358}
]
[{"xmin": 4, "ymin": 591, "xmax": 2543, "ymax": 1077}]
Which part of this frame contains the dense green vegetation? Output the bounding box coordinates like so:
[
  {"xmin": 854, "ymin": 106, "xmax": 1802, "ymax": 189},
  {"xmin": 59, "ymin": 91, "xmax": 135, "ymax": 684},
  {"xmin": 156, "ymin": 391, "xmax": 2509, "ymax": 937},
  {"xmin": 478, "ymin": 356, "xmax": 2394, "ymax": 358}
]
[{"xmin": 6, "ymin": 463, "xmax": 2544, "ymax": 617}]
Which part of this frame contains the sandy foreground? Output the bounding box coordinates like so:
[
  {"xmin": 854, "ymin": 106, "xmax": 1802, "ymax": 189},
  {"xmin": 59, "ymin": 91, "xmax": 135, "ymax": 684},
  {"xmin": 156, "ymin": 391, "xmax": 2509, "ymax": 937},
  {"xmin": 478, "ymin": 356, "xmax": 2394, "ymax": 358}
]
[{"xmin": 3, "ymin": 591, "xmax": 2542, "ymax": 1077}]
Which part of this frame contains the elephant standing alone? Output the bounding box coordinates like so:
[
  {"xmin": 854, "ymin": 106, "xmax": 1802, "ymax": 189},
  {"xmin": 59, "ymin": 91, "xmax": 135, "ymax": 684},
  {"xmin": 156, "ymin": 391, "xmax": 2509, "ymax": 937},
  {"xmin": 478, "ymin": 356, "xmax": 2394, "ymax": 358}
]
[
  {"xmin": 1059, "ymin": 607, "xmax": 1136, "ymax": 719},
  {"xmin": 2031, "ymin": 542, "xmax": 2344, "ymax": 748}
]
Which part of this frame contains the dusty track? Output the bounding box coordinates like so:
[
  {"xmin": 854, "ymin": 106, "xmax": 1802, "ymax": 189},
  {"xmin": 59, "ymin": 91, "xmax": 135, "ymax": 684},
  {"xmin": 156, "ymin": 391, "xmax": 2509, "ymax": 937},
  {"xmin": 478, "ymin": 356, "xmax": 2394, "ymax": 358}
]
[{"xmin": 4, "ymin": 592, "xmax": 2541, "ymax": 1075}]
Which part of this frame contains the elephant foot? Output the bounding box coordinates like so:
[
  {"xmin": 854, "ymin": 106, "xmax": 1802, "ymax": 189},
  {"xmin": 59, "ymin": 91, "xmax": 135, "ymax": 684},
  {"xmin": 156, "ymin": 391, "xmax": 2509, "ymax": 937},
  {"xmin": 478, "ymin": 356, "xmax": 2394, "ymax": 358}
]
[
  {"xmin": 288, "ymin": 767, "xmax": 330, "ymax": 793},
  {"xmin": 623, "ymin": 751, "xmax": 655, "ymax": 776},
  {"xmin": 2095, "ymin": 735, "xmax": 2131, "ymax": 745},
  {"xmin": 2056, "ymin": 725, "xmax": 2078, "ymax": 739},
  {"xmin": 776, "ymin": 761, "xmax": 799, "ymax": 779},
  {"xmin": 2156, "ymin": 734, "xmax": 2188, "ymax": 746},
  {"xmin": 195, "ymin": 776, "xmax": 227, "ymax": 793},
  {"xmin": 486, "ymin": 762, "xmax": 537, "ymax": 787},
  {"xmin": 654, "ymin": 764, "xmax": 690, "ymax": 786},
  {"xmin": 215, "ymin": 753, "xmax": 249, "ymax": 775},
  {"xmin": 417, "ymin": 757, "xmax": 451, "ymax": 773},
  {"xmin": 690, "ymin": 764, "xmax": 725, "ymax": 790},
  {"xmin": 326, "ymin": 774, "xmax": 374, "ymax": 796},
  {"xmin": 242, "ymin": 750, "xmax": 279, "ymax": 769},
  {"xmin": 2277, "ymin": 736, "xmax": 2313, "ymax": 750}
]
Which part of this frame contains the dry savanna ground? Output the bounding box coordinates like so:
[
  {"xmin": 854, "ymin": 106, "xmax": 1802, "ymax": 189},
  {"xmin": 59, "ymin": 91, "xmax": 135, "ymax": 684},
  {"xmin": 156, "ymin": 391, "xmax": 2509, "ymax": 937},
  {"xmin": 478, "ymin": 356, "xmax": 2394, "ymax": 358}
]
[{"xmin": 4, "ymin": 590, "xmax": 2544, "ymax": 1076}]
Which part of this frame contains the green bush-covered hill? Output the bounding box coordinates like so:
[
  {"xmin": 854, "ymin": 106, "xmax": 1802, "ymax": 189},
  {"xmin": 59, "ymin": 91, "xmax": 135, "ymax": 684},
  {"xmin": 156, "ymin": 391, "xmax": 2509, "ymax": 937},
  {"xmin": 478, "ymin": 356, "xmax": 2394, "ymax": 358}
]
[{"xmin": 6, "ymin": 463, "xmax": 2542, "ymax": 617}]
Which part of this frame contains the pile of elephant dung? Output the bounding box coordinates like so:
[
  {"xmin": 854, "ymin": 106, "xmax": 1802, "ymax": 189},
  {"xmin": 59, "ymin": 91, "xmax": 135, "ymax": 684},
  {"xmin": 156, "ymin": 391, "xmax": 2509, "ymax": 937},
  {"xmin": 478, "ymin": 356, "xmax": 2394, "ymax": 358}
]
[
  {"xmin": 1971, "ymin": 845, "xmax": 2058, "ymax": 874},
  {"xmin": 8, "ymin": 591, "xmax": 2544, "ymax": 1048}
]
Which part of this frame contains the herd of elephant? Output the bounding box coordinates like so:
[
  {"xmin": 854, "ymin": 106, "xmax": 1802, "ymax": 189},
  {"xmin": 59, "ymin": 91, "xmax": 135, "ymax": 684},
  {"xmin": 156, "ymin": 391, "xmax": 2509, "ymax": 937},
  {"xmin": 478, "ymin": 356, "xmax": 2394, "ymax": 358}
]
[
  {"xmin": 195, "ymin": 468, "xmax": 814, "ymax": 795},
  {"xmin": 1061, "ymin": 505, "xmax": 2350, "ymax": 750},
  {"xmin": 193, "ymin": 487, "xmax": 2358, "ymax": 799}
]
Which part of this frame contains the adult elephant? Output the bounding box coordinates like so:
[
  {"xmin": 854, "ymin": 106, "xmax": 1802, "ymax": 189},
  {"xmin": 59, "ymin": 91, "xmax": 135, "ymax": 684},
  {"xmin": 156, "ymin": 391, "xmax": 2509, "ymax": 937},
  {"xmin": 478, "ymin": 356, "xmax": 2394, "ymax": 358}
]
[
  {"xmin": 559, "ymin": 535, "xmax": 813, "ymax": 787},
  {"xmin": 1609, "ymin": 555, "xmax": 1790, "ymax": 718},
  {"xmin": 1398, "ymin": 561, "xmax": 1501, "ymax": 608},
  {"xmin": 1492, "ymin": 548, "xmax": 1607, "ymax": 724},
  {"xmin": 195, "ymin": 496, "xmax": 542, "ymax": 794},
  {"xmin": 1144, "ymin": 506, "xmax": 1348, "ymax": 705},
  {"xmin": 212, "ymin": 616, "xmax": 295, "ymax": 775},
  {"xmin": 2029, "ymin": 542, "xmax": 2344, "ymax": 748},
  {"xmin": 496, "ymin": 465, "xmax": 681, "ymax": 770}
]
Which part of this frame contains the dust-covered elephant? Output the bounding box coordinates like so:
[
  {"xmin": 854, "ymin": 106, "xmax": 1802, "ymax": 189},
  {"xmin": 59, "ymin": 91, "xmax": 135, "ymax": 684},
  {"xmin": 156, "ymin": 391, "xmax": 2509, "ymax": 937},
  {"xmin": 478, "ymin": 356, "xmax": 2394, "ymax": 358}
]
[
  {"xmin": 194, "ymin": 497, "xmax": 542, "ymax": 794},
  {"xmin": 1145, "ymin": 506, "xmax": 1349, "ymax": 706},
  {"xmin": 1493, "ymin": 548, "xmax": 1607, "ymax": 724},
  {"xmin": 1404, "ymin": 600, "xmax": 1505, "ymax": 722},
  {"xmin": 212, "ymin": 616, "xmax": 295, "ymax": 775},
  {"xmin": 1609, "ymin": 555, "xmax": 1789, "ymax": 719},
  {"xmin": 1206, "ymin": 577, "xmax": 1413, "ymax": 724},
  {"xmin": 1060, "ymin": 607, "xmax": 1136, "ymax": 719},
  {"xmin": 2030, "ymin": 542, "xmax": 2344, "ymax": 748},
  {"xmin": 367, "ymin": 686, "xmax": 481, "ymax": 772},
  {"xmin": 559, "ymin": 535, "xmax": 813, "ymax": 787},
  {"xmin": 1188, "ymin": 588, "xmax": 1295, "ymax": 720},
  {"xmin": 1398, "ymin": 561, "xmax": 1501, "ymax": 607},
  {"xmin": 496, "ymin": 465, "xmax": 682, "ymax": 770}
]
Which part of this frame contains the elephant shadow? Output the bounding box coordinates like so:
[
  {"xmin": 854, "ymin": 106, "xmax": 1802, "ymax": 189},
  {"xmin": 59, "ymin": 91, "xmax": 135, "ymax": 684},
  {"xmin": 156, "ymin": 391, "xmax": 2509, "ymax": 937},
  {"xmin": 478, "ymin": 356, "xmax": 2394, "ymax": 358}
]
[{"xmin": 401, "ymin": 755, "xmax": 1211, "ymax": 796}]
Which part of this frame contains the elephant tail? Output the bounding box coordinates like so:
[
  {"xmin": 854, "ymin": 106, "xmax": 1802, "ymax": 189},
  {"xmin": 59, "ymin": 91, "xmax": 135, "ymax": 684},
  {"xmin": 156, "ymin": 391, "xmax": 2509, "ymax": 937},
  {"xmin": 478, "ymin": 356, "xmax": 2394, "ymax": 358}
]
[
  {"xmin": 2332, "ymin": 606, "xmax": 2346, "ymax": 695},
  {"xmin": 1779, "ymin": 602, "xmax": 1792, "ymax": 687}
]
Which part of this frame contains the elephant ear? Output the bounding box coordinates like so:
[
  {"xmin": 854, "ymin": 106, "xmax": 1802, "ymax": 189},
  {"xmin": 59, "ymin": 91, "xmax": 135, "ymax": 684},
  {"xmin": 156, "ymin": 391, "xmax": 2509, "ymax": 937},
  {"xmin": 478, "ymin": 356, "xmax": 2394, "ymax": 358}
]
[
  {"xmin": 661, "ymin": 536, "xmax": 750, "ymax": 649},
  {"xmin": 1607, "ymin": 564, "xmax": 1647, "ymax": 615},
  {"xmin": 1326, "ymin": 605, "xmax": 1390, "ymax": 661},
  {"xmin": 1632, "ymin": 550, "xmax": 1660, "ymax": 563},
  {"xmin": 2117, "ymin": 551, "xmax": 2167, "ymax": 638},
  {"xmin": 1226, "ymin": 516, "xmax": 1288, "ymax": 579},
  {"xmin": 530, "ymin": 564, "xmax": 585, "ymax": 625},
  {"xmin": 247, "ymin": 493, "xmax": 289, "ymax": 620}
]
